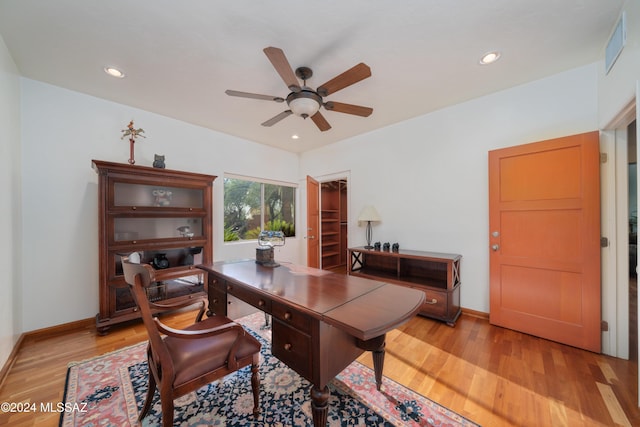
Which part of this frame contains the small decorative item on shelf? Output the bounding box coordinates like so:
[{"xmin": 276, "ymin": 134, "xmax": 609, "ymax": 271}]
[
  {"xmin": 152, "ymin": 253, "xmax": 170, "ymax": 269},
  {"xmin": 177, "ymin": 225, "xmax": 194, "ymax": 238},
  {"xmin": 383, "ymin": 242, "xmax": 390, "ymax": 251},
  {"xmin": 392, "ymin": 243, "xmax": 400, "ymax": 252},
  {"xmin": 153, "ymin": 154, "xmax": 166, "ymax": 168},
  {"xmin": 152, "ymin": 188, "xmax": 172, "ymax": 206},
  {"xmin": 373, "ymin": 242, "xmax": 381, "ymax": 251},
  {"xmin": 255, "ymin": 230, "xmax": 285, "ymax": 268},
  {"xmin": 182, "ymin": 247, "xmax": 202, "ymax": 266},
  {"xmin": 120, "ymin": 120, "xmax": 145, "ymax": 165}
]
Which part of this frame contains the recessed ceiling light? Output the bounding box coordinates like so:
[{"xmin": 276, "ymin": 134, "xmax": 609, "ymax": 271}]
[
  {"xmin": 104, "ymin": 66, "xmax": 125, "ymax": 78},
  {"xmin": 291, "ymin": 134, "xmax": 300, "ymax": 140},
  {"xmin": 479, "ymin": 51, "xmax": 501, "ymax": 65}
]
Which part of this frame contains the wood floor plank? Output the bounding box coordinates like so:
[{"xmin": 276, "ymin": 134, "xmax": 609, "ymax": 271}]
[{"xmin": 596, "ymin": 382, "xmax": 632, "ymax": 427}]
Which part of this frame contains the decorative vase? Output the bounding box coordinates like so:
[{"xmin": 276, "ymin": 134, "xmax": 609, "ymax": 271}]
[{"xmin": 152, "ymin": 253, "xmax": 170, "ymax": 269}]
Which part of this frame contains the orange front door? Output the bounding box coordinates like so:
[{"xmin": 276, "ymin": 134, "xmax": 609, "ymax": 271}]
[
  {"xmin": 489, "ymin": 131, "xmax": 601, "ymax": 352},
  {"xmin": 306, "ymin": 176, "xmax": 320, "ymax": 268}
]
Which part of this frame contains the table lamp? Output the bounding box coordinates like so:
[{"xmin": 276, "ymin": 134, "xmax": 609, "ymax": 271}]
[
  {"xmin": 358, "ymin": 206, "xmax": 381, "ymax": 249},
  {"xmin": 256, "ymin": 230, "xmax": 286, "ymax": 267}
]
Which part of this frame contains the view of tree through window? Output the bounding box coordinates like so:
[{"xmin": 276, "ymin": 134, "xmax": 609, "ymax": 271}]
[{"xmin": 223, "ymin": 177, "xmax": 296, "ymax": 241}]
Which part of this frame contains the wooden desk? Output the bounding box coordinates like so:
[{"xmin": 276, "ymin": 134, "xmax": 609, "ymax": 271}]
[{"xmin": 199, "ymin": 260, "xmax": 425, "ymax": 427}]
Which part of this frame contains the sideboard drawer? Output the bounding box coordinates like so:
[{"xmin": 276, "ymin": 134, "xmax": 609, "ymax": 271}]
[
  {"xmin": 272, "ymin": 301, "xmax": 311, "ymax": 334},
  {"xmin": 272, "ymin": 319, "xmax": 312, "ymax": 380},
  {"xmin": 419, "ymin": 287, "xmax": 447, "ymax": 318}
]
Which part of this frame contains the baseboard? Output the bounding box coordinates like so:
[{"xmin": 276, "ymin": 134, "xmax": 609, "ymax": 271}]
[
  {"xmin": 0, "ymin": 333, "xmax": 25, "ymax": 391},
  {"xmin": 23, "ymin": 317, "xmax": 95, "ymax": 340},
  {"xmin": 461, "ymin": 307, "xmax": 490, "ymax": 320},
  {"xmin": 0, "ymin": 317, "xmax": 95, "ymax": 391}
]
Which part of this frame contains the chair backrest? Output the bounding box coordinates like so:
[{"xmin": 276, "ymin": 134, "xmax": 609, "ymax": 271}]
[{"xmin": 121, "ymin": 258, "xmax": 174, "ymax": 377}]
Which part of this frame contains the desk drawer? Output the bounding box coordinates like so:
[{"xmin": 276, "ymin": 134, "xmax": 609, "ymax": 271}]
[
  {"xmin": 208, "ymin": 288, "xmax": 227, "ymax": 316},
  {"xmin": 208, "ymin": 274, "xmax": 225, "ymax": 292},
  {"xmin": 272, "ymin": 319, "xmax": 312, "ymax": 380},
  {"xmin": 224, "ymin": 281, "xmax": 271, "ymax": 313},
  {"xmin": 272, "ymin": 301, "xmax": 311, "ymax": 334}
]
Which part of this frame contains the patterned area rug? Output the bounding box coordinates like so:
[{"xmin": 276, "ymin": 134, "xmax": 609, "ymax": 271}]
[{"xmin": 61, "ymin": 312, "xmax": 479, "ymax": 426}]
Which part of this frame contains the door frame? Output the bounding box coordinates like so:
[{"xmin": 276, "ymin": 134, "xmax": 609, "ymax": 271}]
[
  {"xmin": 601, "ymin": 98, "xmax": 636, "ymax": 359},
  {"xmin": 306, "ymin": 171, "xmax": 351, "ymax": 269}
]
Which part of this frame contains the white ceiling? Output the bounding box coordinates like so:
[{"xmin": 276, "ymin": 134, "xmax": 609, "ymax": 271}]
[{"xmin": 0, "ymin": 0, "xmax": 625, "ymax": 153}]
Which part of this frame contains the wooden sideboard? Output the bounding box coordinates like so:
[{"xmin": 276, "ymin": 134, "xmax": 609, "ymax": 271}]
[{"xmin": 348, "ymin": 247, "xmax": 462, "ymax": 326}]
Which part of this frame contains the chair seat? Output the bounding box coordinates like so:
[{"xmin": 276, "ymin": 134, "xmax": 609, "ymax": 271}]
[{"xmin": 164, "ymin": 315, "xmax": 262, "ymax": 387}]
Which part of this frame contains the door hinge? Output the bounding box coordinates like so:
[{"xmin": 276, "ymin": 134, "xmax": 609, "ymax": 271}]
[
  {"xmin": 600, "ymin": 152, "xmax": 608, "ymax": 163},
  {"xmin": 600, "ymin": 237, "xmax": 609, "ymax": 247},
  {"xmin": 601, "ymin": 320, "xmax": 609, "ymax": 332}
]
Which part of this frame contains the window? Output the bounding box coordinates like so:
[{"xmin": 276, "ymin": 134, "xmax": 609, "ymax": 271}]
[{"xmin": 223, "ymin": 176, "xmax": 296, "ymax": 241}]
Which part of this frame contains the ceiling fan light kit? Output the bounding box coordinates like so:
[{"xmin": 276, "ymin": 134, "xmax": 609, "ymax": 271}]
[
  {"xmin": 287, "ymin": 89, "xmax": 322, "ymax": 118},
  {"xmin": 226, "ymin": 46, "xmax": 373, "ymax": 132}
]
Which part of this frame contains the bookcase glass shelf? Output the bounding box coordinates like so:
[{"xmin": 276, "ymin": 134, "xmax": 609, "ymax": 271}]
[
  {"xmin": 113, "ymin": 182, "xmax": 203, "ymax": 208},
  {"xmin": 113, "ymin": 217, "xmax": 203, "ymax": 241}
]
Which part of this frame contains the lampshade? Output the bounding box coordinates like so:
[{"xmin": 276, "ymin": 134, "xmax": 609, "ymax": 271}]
[
  {"xmin": 287, "ymin": 90, "xmax": 321, "ymax": 118},
  {"xmin": 358, "ymin": 205, "xmax": 381, "ymax": 222}
]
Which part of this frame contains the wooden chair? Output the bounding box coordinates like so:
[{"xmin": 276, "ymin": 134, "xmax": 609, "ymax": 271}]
[{"xmin": 121, "ymin": 258, "xmax": 261, "ymax": 427}]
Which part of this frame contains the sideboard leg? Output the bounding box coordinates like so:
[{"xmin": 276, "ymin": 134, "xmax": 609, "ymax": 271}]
[{"xmin": 310, "ymin": 384, "xmax": 330, "ymax": 427}]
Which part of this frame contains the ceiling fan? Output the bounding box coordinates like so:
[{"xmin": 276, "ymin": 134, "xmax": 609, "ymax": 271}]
[{"xmin": 225, "ymin": 47, "xmax": 373, "ymax": 132}]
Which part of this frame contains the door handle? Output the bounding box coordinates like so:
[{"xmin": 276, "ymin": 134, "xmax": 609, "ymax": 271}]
[{"xmin": 305, "ymin": 227, "xmax": 315, "ymax": 239}]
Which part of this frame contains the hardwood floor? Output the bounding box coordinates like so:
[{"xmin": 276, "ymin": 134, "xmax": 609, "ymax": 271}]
[{"xmin": 1, "ymin": 310, "xmax": 639, "ymax": 427}]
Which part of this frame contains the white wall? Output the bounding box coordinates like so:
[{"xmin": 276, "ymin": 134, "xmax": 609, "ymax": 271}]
[
  {"xmin": 19, "ymin": 79, "xmax": 301, "ymax": 332},
  {"xmin": 300, "ymin": 64, "xmax": 599, "ymax": 314},
  {"xmin": 0, "ymin": 35, "xmax": 21, "ymax": 367}
]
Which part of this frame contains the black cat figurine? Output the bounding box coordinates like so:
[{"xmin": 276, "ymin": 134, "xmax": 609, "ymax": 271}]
[{"xmin": 152, "ymin": 154, "xmax": 166, "ymax": 168}]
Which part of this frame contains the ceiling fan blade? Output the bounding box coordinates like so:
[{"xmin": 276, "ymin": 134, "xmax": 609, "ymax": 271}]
[
  {"xmin": 324, "ymin": 101, "xmax": 373, "ymax": 117},
  {"xmin": 263, "ymin": 47, "xmax": 301, "ymax": 92},
  {"xmin": 310, "ymin": 111, "xmax": 331, "ymax": 132},
  {"xmin": 225, "ymin": 90, "xmax": 285, "ymax": 103},
  {"xmin": 261, "ymin": 110, "xmax": 293, "ymax": 127},
  {"xmin": 316, "ymin": 63, "xmax": 371, "ymax": 97}
]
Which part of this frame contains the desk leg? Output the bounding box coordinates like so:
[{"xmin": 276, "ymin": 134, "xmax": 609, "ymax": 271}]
[
  {"xmin": 310, "ymin": 385, "xmax": 330, "ymax": 427},
  {"xmin": 372, "ymin": 341, "xmax": 386, "ymax": 390},
  {"xmin": 357, "ymin": 334, "xmax": 386, "ymax": 390}
]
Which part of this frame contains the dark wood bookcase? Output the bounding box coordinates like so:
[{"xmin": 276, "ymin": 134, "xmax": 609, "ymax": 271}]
[
  {"xmin": 93, "ymin": 160, "xmax": 216, "ymax": 333},
  {"xmin": 348, "ymin": 247, "xmax": 462, "ymax": 326}
]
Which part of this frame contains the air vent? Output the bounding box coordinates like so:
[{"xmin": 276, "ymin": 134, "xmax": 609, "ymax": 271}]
[{"xmin": 605, "ymin": 12, "xmax": 626, "ymax": 75}]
